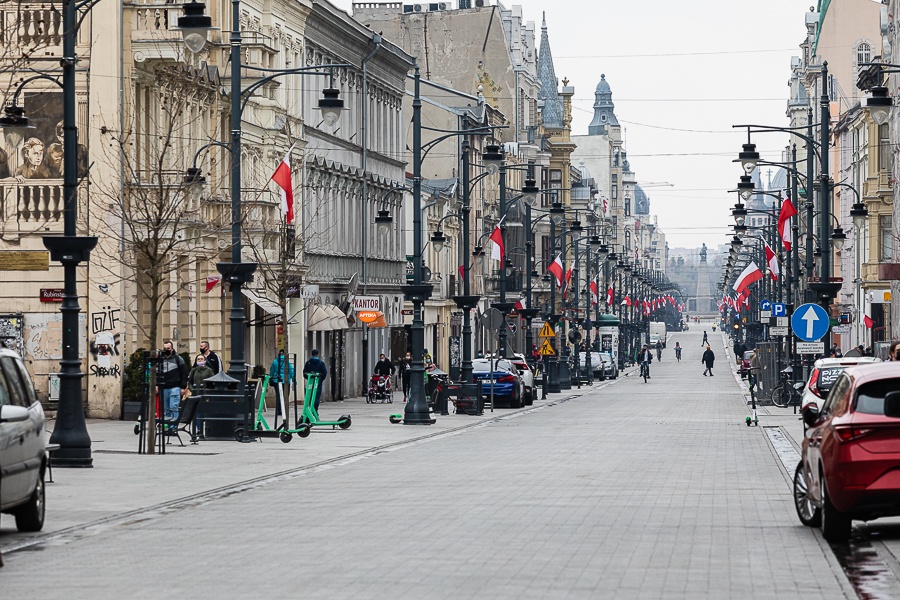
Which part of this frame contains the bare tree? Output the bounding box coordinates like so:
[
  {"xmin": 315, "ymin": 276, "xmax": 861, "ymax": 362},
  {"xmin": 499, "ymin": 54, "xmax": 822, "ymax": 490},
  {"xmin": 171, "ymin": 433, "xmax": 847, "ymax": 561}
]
[{"xmin": 91, "ymin": 66, "xmax": 223, "ymax": 451}]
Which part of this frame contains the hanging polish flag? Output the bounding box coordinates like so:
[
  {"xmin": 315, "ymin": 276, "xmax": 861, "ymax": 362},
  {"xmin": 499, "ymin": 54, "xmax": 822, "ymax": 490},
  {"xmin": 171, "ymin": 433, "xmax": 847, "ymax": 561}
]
[
  {"xmin": 514, "ymin": 296, "xmax": 526, "ymax": 311},
  {"xmin": 205, "ymin": 275, "xmax": 222, "ymax": 293},
  {"xmin": 622, "ymin": 295, "xmax": 632, "ymax": 307},
  {"xmin": 562, "ymin": 268, "xmax": 573, "ymax": 298},
  {"xmin": 764, "ymin": 243, "xmax": 780, "ymax": 281},
  {"xmin": 489, "ymin": 221, "xmax": 504, "ymax": 262},
  {"xmin": 270, "ymin": 145, "xmax": 295, "ymax": 224},
  {"xmin": 733, "ymin": 261, "xmax": 763, "ymax": 295},
  {"xmin": 547, "ymin": 254, "xmax": 564, "ymax": 287},
  {"xmin": 864, "ymin": 311, "xmax": 874, "ymax": 329},
  {"xmin": 607, "ymin": 286, "xmax": 614, "ymax": 306},
  {"xmin": 458, "ymin": 264, "xmax": 465, "ymax": 281},
  {"xmin": 777, "ymin": 195, "xmax": 797, "ymax": 252},
  {"xmin": 589, "ymin": 280, "xmax": 599, "ymax": 305}
]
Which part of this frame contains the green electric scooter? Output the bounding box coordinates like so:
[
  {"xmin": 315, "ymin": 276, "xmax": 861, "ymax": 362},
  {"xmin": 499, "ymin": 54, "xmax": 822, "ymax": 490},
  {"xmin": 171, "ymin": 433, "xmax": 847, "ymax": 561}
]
[
  {"xmin": 234, "ymin": 375, "xmax": 311, "ymax": 443},
  {"xmin": 297, "ymin": 373, "xmax": 351, "ymax": 431}
]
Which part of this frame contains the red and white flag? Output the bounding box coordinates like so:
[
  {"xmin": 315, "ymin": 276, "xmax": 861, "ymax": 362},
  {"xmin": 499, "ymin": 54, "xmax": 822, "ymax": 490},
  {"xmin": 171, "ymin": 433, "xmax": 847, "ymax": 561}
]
[
  {"xmin": 514, "ymin": 296, "xmax": 526, "ymax": 311},
  {"xmin": 562, "ymin": 268, "xmax": 573, "ymax": 298},
  {"xmin": 271, "ymin": 146, "xmax": 295, "ymax": 224},
  {"xmin": 489, "ymin": 221, "xmax": 504, "ymax": 262},
  {"xmin": 205, "ymin": 275, "xmax": 222, "ymax": 293},
  {"xmin": 547, "ymin": 254, "xmax": 564, "ymax": 287},
  {"xmin": 607, "ymin": 286, "xmax": 614, "ymax": 306},
  {"xmin": 764, "ymin": 243, "xmax": 779, "ymax": 281},
  {"xmin": 622, "ymin": 295, "xmax": 632, "ymax": 307},
  {"xmin": 863, "ymin": 309, "xmax": 874, "ymax": 329},
  {"xmin": 777, "ymin": 196, "xmax": 797, "ymax": 252},
  {"xmin": 733, "ymin": 261, "xmax": 763, "ymax": 295},
  {"xmin": 589, "ymin": 280, "xmax": 599, "ymax": 305}
]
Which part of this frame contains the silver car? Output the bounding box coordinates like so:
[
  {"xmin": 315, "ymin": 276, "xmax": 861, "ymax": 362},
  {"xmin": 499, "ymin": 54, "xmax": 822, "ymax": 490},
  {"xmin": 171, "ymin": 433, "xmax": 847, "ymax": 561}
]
[{"xmin": 0, "ymin": 348, "xmax": 46, "ymax": 532}]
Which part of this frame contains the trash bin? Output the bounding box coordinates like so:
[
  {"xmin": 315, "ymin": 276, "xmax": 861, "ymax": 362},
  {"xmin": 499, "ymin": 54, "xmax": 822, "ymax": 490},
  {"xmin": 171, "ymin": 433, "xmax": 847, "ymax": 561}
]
[{"xmin": 197, "ymin": 371, "xmax": 244, "ymax": 439}]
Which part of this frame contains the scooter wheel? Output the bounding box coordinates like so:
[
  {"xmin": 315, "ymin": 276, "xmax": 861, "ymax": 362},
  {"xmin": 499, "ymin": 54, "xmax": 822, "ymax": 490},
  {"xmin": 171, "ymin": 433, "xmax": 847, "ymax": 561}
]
[
  {"xmin": 133, "ymin": 423, "xmax": 141, "ymax": 435},
  {"xmin": 297, "ymin": 425, "xmax": 311, "ymax": 438},
  {"xmin": 234, "ymin": 428, "xmax": 245, "ymax": 441},
  {"xmin": 279, "ymin": 431, "xmax": 293, "ymax": 443},
  {"xmin": 389, "ymin": 415, "xmax": 402, "ymax": 424},
  {"xmin": 338, "ymin": 415, "xmax": 351, "ymax": 429}
]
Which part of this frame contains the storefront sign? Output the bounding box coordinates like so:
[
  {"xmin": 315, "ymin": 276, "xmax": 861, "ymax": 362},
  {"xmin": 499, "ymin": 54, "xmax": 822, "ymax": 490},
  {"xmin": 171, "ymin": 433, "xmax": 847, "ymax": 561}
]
[{"xmin": 351, "ymin": 296, "xmax": 380, "ymax": 311}]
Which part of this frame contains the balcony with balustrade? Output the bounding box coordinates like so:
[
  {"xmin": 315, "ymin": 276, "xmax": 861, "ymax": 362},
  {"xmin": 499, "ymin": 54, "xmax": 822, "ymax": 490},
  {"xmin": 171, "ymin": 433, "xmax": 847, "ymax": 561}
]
[{"xmin": 0, "ymin": 179, "xmax": 88, "ymax": 241}]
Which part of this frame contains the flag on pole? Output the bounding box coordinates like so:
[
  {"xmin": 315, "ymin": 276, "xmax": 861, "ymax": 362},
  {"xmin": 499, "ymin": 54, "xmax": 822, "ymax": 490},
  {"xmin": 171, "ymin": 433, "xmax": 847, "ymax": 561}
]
[
  {"xmin": 622, "ymin": 295, "xmax": 632, "ymax": 307},
  {"xmin": 562, "ymin": 268, "xmax": 573, "ymax": 298},
  {"xmin": 271, "ymin": 145, "xmax": 295, "ymax": 224},
  {"xmin": 733, "ymin": 261, "xmax": 763, "ymax": 295},
  {"xmin": 205, "ymin": 275, "xmax": 222, "ymax": 293},
  {"xmin": 864, "ymin": 312, "xmax": 874, "ymax": 329},
  {"xmin": 489, "ymin": 222, "xmax": 504, "ymax": 262},
  {"xmin": 777, "ymin": 196, "xmax": 797, "ymax": 252},
  {"xmin": 547, "ymin": 254, "xmax": 564, "ymax": 287},
  {"xmin": 589, "ymin": 280, "xmax": 599, "ymax": 305},
  {"xmin": 514, "ymin": 296, "xmax": 526, "ymax": 311},
  {"xmin": 607, "ymin": 286, "xmax": 614, "ymax": 306},
  {"xmin": 764, "ymin": 243, "xmax": 780, "ymax": 281}
]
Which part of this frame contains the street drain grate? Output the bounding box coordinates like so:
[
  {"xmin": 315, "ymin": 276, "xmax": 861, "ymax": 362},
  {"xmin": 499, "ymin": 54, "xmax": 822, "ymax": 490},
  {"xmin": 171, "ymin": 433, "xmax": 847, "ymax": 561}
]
[{"xmin": 93, "ymin": 450, "xmax": 220, "ymax": 456}]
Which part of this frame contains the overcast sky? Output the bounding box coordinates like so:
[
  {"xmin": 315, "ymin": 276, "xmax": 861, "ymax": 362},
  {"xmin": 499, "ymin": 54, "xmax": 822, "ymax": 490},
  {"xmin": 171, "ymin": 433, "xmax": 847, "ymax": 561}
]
[{"xmin": 330, "ymin": 0, "xmax": 816, "ymax": 251}]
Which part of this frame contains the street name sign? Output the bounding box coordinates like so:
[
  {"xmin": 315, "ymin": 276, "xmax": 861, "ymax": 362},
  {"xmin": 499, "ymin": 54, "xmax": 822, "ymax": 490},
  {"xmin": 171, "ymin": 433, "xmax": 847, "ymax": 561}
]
[
  {"xmin": 832, "ymin": 325, "xmax": 851, "ymax": 334},
  {"xmin": 770, "ymin": 326, "xmax": 789, "ymax": 336},
  {"xmin": 538, "ymin": 339, "xmax": 556, "ymax": 356},
  {"xmin": 791, "ymin": 303, "xmax": 829, "ymax": 342},
  {"xmin": 772, "ymin": 303, "xmax": 788, "ymax": 318},
  {"xmin": 538, "ymin": 322, "xmax": 555, "ymax": 338},
  {"xmin": 796, "ymin": 341, "xmax": 825, "ymax": 354}
]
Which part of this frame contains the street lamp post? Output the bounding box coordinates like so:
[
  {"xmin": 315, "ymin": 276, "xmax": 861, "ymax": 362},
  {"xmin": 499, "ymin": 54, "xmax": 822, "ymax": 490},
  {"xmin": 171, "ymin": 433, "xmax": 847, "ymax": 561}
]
[{"xmin": 179, "ymin": 1, "xmax": 346, "ymax": 415}]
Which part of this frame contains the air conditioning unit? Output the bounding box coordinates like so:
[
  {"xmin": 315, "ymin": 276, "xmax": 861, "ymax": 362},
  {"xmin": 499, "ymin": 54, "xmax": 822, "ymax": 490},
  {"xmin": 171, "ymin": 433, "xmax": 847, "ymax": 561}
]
[
  {"xmin": 428, "ymin": 2, "xmax": 448, "ymax": 10},
  {"xmin": 413, "ymin": 3, "xmax": 424, "ymax": 11},
  {"xmin": 403, "ymin": 4, "xmax": 424, "ymax": 12},
  {"xmin": 475, "ymin": 0, "xmax": 486, "ymax": 6}
]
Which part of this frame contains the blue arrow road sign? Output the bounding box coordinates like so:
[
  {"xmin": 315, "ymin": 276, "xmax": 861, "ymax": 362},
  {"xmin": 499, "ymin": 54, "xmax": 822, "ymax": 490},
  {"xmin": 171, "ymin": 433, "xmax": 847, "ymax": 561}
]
[
  {"xmin": 759, "ymin": 299, "xmax": 771, "ymax": 311},
  {"xmin": 772, "ymin": 303, "xmax": 787, "ymax": 318},
  {"xmin": 791, "ymin": 303, "xmax": 830, "ymax": 342}
]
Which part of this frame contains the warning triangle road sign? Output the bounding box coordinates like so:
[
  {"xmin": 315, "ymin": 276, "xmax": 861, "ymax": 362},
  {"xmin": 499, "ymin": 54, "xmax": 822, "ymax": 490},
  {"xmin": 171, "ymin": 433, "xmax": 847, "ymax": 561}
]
[
  {"xmin": 538, "ymin": 322, "xmax": 555, "ymax": 338},
  {"xmin": 538, "ymin": 339, "xmax": 556, "ymax": 356}
]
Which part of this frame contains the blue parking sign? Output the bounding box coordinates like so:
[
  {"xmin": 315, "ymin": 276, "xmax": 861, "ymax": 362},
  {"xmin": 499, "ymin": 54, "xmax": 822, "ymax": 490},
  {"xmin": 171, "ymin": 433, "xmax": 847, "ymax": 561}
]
[{"xmin": 772, "ymin": 303, "xmax": 787, "ymax": 318}]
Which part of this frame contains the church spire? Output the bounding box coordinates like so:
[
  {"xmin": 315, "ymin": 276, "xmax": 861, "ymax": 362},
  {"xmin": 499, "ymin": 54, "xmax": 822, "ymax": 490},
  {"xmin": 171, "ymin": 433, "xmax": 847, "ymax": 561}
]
[{"xmin": 537, "ymin": 13, "xmax": 562, "ymax": 128}]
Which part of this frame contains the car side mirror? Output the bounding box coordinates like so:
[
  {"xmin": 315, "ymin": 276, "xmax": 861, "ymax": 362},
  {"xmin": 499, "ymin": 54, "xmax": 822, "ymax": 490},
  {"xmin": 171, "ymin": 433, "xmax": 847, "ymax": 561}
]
[
  {"xmin": 884, "ymin": 391, "xmax": 900, "ymax": 419},
  {"xmin": 801, "ymin": 403, "xmax": 820, "ymax": 427},
  {"xmin": 0, "ymin": 404, "xmax": 30, "ymax": 424}
]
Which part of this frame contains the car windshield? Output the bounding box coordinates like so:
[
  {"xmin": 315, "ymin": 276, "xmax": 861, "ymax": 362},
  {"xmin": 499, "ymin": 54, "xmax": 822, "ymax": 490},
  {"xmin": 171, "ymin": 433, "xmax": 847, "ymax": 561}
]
[
  {"xmin": 472, "ymin": 359, "xmax": 511, "ymax": 372},
  {"xmin": 854, "ymin": 379, "xmax": 900, "ymax": 415},
  {"xmin": 598, "ymin": 352, "xmax": 612, "ymax": 362}
]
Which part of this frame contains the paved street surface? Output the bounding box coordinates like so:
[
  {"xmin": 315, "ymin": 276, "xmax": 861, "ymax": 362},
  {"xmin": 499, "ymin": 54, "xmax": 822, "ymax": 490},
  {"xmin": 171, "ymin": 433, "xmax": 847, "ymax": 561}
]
[{"xmin": 2, "ymin": 328, "xmax": 898, "ymax": 598}]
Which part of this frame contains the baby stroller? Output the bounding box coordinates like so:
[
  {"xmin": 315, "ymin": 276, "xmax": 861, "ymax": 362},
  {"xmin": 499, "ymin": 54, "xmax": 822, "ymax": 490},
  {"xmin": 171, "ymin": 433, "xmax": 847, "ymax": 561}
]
[{"xmin": 367, "ymin": 374, "xmax": 393, "ymax": 403}]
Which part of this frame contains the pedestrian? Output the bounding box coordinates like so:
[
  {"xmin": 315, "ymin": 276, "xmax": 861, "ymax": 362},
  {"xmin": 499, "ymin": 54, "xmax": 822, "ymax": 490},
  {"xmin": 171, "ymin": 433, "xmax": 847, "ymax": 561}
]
[
  {"xmin": 701, "ymin": 345, "xmax": 715, "ymax": 376},
  {"xmin": 374, "ymin": 352, "xmax": 394, "ymax": 377},
  {"xmin": 194, "ymin": 340, "xmax": 222, "ymax": 374},
  {"xmin": 400, "ymin": 351, "xmax": 412, "ymax": 401},
  {"xmin": 187, "ymin": 353, "xmax": 214, "ymax": 437},
  {"xmin": 269, "ymin": 349, "xmax": 295, "ymax": 417},
  {"xmin": 302, "ymin": 348, "xmax": 328, "ymax": 412},
  {"xmin": 702, "ymin": 330, "xmax": 708, "ymax": 346},
  {"xmin": 156, "ymin": 341, "xmax": 188, "ymax": 423},
  {"xmin": 889, "ymin": 341, "xmax": 900, "ymax": 361}
]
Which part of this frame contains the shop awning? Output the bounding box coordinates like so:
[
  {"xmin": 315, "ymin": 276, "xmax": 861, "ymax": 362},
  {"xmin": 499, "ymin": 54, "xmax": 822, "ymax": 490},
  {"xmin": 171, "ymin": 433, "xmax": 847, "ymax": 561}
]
[
  {"xmin": 307, "ymin": 305, "xmax": 349, "ymax": 331},
  {"xmin": 241, "ymin": 288, "xmax": 281, "ymax": 316}
]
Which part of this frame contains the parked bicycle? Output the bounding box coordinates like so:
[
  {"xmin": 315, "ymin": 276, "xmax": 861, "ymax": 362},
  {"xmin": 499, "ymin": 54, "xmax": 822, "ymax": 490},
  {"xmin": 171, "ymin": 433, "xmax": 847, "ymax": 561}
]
[{"xmin": 771, "ymin": 367, "xmax": 805, "ymax": 408}]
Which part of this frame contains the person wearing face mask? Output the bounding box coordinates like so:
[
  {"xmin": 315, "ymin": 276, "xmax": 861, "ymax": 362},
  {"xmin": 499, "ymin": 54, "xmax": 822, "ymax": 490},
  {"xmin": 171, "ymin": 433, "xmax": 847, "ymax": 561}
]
[
  {"xmin": 302, "ymin": 349, "xmax": 327, "ymax": 411},
  {"xmin": 187, "ymin": 353, "xmax": 214, "ymax": 438},
  {"xmin": 194, "ymin": 340, "xmax": 222, "ymax": 374},
  {"xmin": 156, "ymin": 341, "xmax": 188, "ymax": 423},
  {"xmin": 401, "ymin": 351, "xmax": 412, "ymax": 402}
]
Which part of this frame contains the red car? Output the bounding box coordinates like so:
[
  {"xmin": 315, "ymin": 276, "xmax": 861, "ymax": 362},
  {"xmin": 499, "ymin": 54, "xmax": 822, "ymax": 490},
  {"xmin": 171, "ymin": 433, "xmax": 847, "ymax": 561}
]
[{"xmin": 794, "ymin": 363, "xmax": 900, "ymax": 542}]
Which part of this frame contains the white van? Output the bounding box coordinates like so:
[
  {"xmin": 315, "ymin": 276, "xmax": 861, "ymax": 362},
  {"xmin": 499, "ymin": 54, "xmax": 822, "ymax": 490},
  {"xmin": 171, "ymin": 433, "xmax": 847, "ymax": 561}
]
[{"xmin": 649, "ymin": 322, "xmax": 667, "ymax": 348}]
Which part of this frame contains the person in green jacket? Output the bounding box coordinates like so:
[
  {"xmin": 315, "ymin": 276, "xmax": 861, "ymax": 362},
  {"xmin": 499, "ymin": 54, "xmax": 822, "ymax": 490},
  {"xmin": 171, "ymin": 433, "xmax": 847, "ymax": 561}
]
[{"xmin": 269, "ymin": 350, "xmax": 295, "ymax": 417}]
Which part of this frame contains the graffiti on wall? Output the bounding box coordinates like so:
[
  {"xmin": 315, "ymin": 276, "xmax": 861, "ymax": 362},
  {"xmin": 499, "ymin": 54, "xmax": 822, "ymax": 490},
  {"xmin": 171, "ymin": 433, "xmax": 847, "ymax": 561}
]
[
  {"xmin": 89, "ymin": 306, "xmax": 121, "ymax": 377},
  {"xmin": 25, "ymin": 313, "xmax": 88, "ymax": 361}
]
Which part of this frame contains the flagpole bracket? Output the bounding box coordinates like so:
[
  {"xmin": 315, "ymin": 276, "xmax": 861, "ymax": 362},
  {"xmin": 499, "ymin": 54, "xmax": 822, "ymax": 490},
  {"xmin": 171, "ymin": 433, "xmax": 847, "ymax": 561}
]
[{"xmin": 217, "ymin": 262, "xmax": 258, "ymax": 285}]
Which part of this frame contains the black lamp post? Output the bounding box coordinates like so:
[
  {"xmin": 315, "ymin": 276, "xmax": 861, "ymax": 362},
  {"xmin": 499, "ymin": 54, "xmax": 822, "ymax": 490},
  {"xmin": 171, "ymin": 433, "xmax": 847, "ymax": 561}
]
[
  {"xmin": 0, "ymin": 0, "xmax": 100, "ymax": 466},
  {"xmin": 179, "ymin": 1, "xmax": 347, "ymax": 412}
]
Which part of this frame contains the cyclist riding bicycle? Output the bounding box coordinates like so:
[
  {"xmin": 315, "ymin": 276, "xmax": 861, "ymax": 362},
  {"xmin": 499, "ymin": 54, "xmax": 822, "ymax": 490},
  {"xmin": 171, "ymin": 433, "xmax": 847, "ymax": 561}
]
[
  {"xmin": 638, "ymin": 344, "xmax": 653, "ymax": 379},
  {"xmin": 675, "ymin": 342, "xmax": 682, "ymax": 361},
  {"xmin": 655, "ymin": 340, "xmax": 663, "ymax": 361}
]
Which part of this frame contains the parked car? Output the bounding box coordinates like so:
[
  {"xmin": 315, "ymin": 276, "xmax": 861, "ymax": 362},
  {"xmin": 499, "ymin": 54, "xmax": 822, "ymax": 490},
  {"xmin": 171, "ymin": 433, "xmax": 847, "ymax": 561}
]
[
  {"xmin": 471, "ymin": 358, "xmax": 524, "ymax": 408},
  {"xmin": 0, "ymin": 348, "xmax": 47, "ymax": 532},
  {"xmin": 799, "ymin": 356, "xmax": 881, "ymax": 412},
  {"xmin": 597, "ymin": 351, "xmax": 618, "ymax": 379},
  {"xmin": 794, "ymin": 362, "xmax": 900, "ymax": 542},
  {"xmin": 510, "ymin": 354, "xmax": 535, "ymax": 405},
  {"xmin": 575, "ymin": 352, "xmax": 604, "ymax": 381},
  {"xmin": 739, "ymin": 351, "xmax": 754, "ymax": 379}
]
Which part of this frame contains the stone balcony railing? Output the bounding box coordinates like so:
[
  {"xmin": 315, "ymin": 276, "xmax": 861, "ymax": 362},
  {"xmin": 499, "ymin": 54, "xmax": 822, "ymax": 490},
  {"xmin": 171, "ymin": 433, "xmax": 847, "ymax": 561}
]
[{"xmin": 0, "ymin": 179, "xmax": 88, "ymax": 240}]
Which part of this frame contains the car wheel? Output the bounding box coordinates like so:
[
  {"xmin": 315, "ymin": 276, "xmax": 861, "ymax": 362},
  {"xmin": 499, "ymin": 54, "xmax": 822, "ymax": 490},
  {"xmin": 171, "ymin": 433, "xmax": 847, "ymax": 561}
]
[
  {"xmin": 14, "ymin": 469, "xmax": 46, "ymax": 532},
  {"xmin": 793, "ymin": 462, "xmax": 821, "ymax": 527},
  {"xmin": 821, "ymin": 474, "xmax": 852, "ymax": 542},
  {"xmin": 524, "ymin": 389, "xmax": 534, "ymax": 406}
]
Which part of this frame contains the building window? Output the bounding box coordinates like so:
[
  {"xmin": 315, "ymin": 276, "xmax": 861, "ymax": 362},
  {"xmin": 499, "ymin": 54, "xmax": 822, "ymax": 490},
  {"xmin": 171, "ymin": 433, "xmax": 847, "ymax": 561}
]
[
  {"xmin": 857, "ymin": 42, "xmax": 871, "ymax": 66},
  {"xmin": 881, "ymin": 215, "xmax": 893, "ymax": 261},
  {"xmin": 879, "ymin": 123, "xmax": 893, "ymax": 173},
  {"xmin": 611, "ymin": 184, "xmax": 618, "ymax": 200},
  {"xmin": 549, "ymin": 169, "xmax": 562, "ymax": 183}
]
